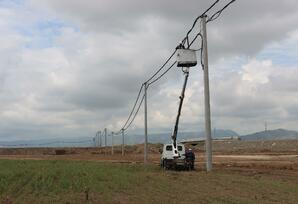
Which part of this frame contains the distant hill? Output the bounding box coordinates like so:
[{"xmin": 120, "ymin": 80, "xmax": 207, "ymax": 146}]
[
  {"xmin": 5, "ymin": 128, "xmax": 298, "ymax": 147},
  {"xmin": 0, "ymin": 129, "xmax": 239, "ymax": 148},
  {"xmin": 241, "ymin": 129, "xmax": 298, "ymax": 141},
  {"xmin": 0, "ymin": 138, "xmax": 93, "ymax": 148}
]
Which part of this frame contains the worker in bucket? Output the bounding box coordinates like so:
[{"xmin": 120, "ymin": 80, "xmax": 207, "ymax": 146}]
[{"xmin": 185, "ymin": 148, "xmax": 195, "ymax": 170}]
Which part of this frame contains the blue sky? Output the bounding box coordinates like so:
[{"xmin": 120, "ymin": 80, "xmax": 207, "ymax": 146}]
[{"xmin": 257, "ymin": 29, "xmax": 298, "ymax": 67}]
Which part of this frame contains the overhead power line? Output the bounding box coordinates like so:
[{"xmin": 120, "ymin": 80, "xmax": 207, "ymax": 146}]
[
  {"xmin": 207, "ymin": 0, "xmax": 236, "ymax": 23},
  {"xmin": 118, "ymin": 60, "xmax": 178, "ymax": 133},
  {"xmin": 148, "ymin": 61, "xmax": 177, "ymax": 86},
  {"xmin": 123, "ymin": 92, "xmax": 145, "ymax": 131},
  {"xmin": 146, "ymin": 0, "xmax": 222, "ymax": 85},
  {"xmin": 111, "ymin": 0, "xmax": 236, "ymax": 134},
  {"xmin": 189, "ymin": 32, "xmax": 202, "ymax": 48},
  {"xmin": 182, "ymin": 0, "xmax": 220, "ymax": 46},
  {"xmin": 145, "ymin": 50, "xmax": 177, "ymax": 84},
  {"xmin": 147, "ymin": 0, "xmax": 223, "ymax": 85},
  {"xmin": 120, "ymin": 84, "xmax": 144, "ymax": 131}
]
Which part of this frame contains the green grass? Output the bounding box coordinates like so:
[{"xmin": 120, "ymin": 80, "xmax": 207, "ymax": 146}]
[
  {"xmin": 0, "ymin": 160, "xmax": 154, "ymax": 203},
  {"xmin": 0, "ymin": 159, "xmax": 297, "ymax": 204}
]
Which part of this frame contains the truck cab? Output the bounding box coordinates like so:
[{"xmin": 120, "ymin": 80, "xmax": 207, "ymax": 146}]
[{"xmin": 160, "ymin": 143, "xmax": 186, "ymax": 170}]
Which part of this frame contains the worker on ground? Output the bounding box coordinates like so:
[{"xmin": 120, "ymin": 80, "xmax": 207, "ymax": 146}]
[{"xmin": 185, "ymin": 148, "xmax": 195, "ymax": 170}]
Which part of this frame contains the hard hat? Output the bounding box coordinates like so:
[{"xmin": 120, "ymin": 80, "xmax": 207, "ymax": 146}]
[{"xmin": 188, "ymin": 148, "xmax": 192, "ymax": 151}]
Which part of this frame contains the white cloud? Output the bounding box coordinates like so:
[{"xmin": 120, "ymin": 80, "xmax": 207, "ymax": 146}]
[
  {"xmin": 242, "ymin": 60, "xmax": 272, "ymax": 84},
  {"xmin": 1, "ymin": 0, "xmax": 298, "ymax": 141}
]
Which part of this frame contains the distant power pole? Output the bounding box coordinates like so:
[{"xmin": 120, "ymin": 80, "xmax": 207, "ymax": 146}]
[
  {"xmin": 99, "ymin": 131, "xmax": 102, "ymax": 147},
  {"xmin": 144, "ymin": 82, "xmax": 148, "ymax": 164},
  {"xmin": 93, "ymin": 137, "xmax": 96, "ymax": 147},
  {"xmin": 104, "ymin": 128, "xmax": 107, "ymax": 155},
  {"xmin": 202, "ymin": 15, "xmax": 213, "ymax": 172},
  {"xmin": 111, "ymin": 131, "xmax": 114, "ymax": 155},
  {"xmin": 121, "ymin": 129, "xmax": 125, "ymax": 156},
  {"xmin": 265, "ymin": 121, "xmax": 270, "ymax": 138},
  {"xmin": 97, "ymin": 131, "xmax": 101, "ymax": 147},
  {"xmin": 95, "ymin": 132, "xmax": 98, "ymax": 147}
]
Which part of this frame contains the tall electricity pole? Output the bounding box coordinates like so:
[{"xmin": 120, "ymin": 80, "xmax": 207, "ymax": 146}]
[
  {"xmin": 202, "ymin": 15, "xmax": 213, "ymax": 172},
  {"xmin": 111, "ymin": 131, "xmax": 114, "ymax": 155},
  {"xmin": 121, "ymin": 129, "xmax": 125, "ymax": 156},
  {"xmin": 144, "ymin": 82, "xmax": 148, "ymax": 164}
]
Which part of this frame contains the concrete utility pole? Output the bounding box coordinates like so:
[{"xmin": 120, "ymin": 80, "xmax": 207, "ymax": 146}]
[
  {"xmin": 202, "ymin": 15, "xmax": 213, "ymax": 172},
  {"xmin": 93, "ymin": 137, "xmax": 96, "ymax": 147},
  {"xmin": 121, "ymin": 129, "xmax": 125, "ymax": 156},
  {"xmin": 99, "ymin": 131, "xmax": 102, "ymax": 147},
  {"xmin": 144, "ymin": 82, "xmax": 148, "ymax": 164},
  {"xmin": 111, "ymin": 131, "xmax": 114, "ymax": 155},
  {"xmin": 97, "ymin": 131, "xmax": 101, "ymax": 147},
  {"xmin": 104, "ymin": 128, "xmax": 107, "ymax": 155}
]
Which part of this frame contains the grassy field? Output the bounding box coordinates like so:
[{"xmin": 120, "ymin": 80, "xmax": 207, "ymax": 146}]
[{"xmin": 0, "ymin": 159, "xmax": 297, "ymax": 204}]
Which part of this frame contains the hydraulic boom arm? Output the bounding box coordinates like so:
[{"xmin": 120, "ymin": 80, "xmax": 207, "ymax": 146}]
[{"xmin": 171, "ymin": 67, "xmax": 190, "ymax": 157}]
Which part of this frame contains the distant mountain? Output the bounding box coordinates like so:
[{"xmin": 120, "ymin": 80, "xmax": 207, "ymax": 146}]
[
  {"xmin": 2, "ymin": 128, "xmax": 297, "ymax": 148},
  {"xmin": 0, "ymin": 138, "xmax": 93, "ymax": 148},
  {"xmin": 241, "ymin": 129, "xmax": 298, "ymax": 141},
  {"xmin": 0, "ymin": 129, "xmax": 240, "ymax": 148}
]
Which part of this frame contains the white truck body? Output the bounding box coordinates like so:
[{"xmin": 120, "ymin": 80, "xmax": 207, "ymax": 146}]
[
  {"xmin": 161, "ymin": 143, "xmax": 186, "ymax": 169},
  {"xmin": 162, "ymin": 143, "xmax": 185, "ymax": 160}
]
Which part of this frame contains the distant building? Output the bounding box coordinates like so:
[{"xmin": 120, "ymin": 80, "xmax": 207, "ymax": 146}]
[{"xmin": 180, "ymin": 136, "xmax": 240, "ymax": 145}]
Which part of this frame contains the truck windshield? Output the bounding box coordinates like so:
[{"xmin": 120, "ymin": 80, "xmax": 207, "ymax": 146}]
[
  {"xmin": 178, "ymin": 146, "xmax": 183, "ymax": 151},
  {"xmin": 166, "ymin": 145, "xmax": 172, "ymax": 151}
]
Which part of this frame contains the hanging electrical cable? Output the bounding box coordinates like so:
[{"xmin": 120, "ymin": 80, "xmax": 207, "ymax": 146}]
[
  {"xmin": 148, "ymin": 61, "xmax": 177, "ymax": 86},
  {"xmin": 123, "ymin": 92, "xmax": 145, "ymax": 131},
  {"xmin": 120, "ymin": 84, "xmax": 144, "ymax": 130},
  {"xmin": 109, "ymin": 0, "xmax": 236, "ymax": 135},
  {"xmin": 182, "ymin": 0, "xmax": 220, "ymax": 47},
  {"xmin": 146, "ymin": 0, "xmax": 221, "ymax": 85},
  {"xmin": 207, "ymin": 0, "xmax": 236, "ymax": 23},
  {"xmin": 145, "ymin": 50, "xmax": 177, "ymax": 84}
]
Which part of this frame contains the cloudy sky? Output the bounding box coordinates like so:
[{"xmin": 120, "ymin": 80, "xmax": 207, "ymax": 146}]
[{"xmin": 0, "ymin": 0, "xmax": 298, "ymax": 141}]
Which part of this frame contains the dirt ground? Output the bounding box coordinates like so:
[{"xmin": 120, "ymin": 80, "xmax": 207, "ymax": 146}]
[
  {"xmin": 0, "ymin": 140, "xmax": 297, "ymax": 176},
  {"xmin": 1, "ymin": 140, "xmax": 297, "ymax": 203}
]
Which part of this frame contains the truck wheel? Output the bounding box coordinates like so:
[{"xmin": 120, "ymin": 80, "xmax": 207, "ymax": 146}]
[{"xmin": 163, "ymin": 160, "xmax": 167, "ymax": 170}]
